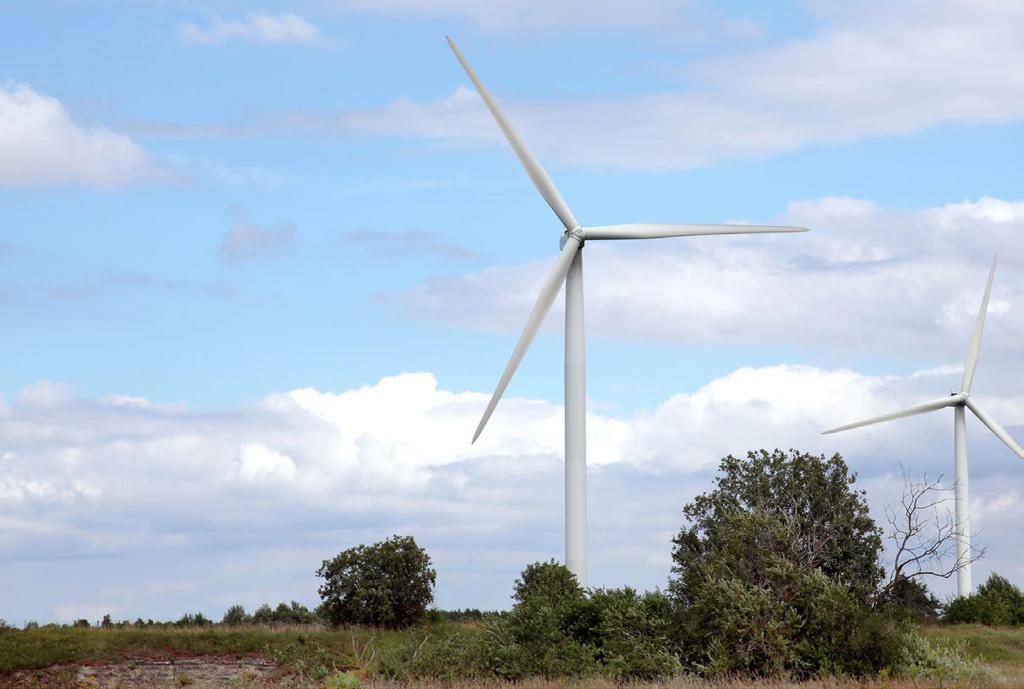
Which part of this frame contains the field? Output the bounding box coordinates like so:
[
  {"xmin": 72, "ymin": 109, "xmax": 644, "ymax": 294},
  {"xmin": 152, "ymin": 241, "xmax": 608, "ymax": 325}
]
[{"xmin": 1, "ymin": 623, "xmax": 1023, "ymax": 688}]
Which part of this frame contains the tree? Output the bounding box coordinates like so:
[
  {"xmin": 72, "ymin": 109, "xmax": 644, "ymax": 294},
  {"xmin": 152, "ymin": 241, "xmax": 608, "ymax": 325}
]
[
  {"xmin": 672, "ymin": 449, "xmax": 883, "ymax": 604},
  {"xmin": 881, "ymin": 470, "xmax": 984, "ymax": 601},
  {"xmin": 222, "ymin": 604, "xmax": 251, "ymax": 626},
  {"xmin": 669, "ymin": 449, "xmax": 904, "ymax": 677},
  {"xmin": 945, "ymin": 573, "xmax": 1024, "ymax": 625},
  {"xmin": 514, "ymin": 559, "xmax": 584, "ymax": 605},
  {"xmin": 317, "ymin": 534, "xmax": 436, "ymax": 628}
]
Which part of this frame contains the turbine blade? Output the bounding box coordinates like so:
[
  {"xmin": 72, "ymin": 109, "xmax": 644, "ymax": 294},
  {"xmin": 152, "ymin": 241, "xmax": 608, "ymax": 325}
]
[
  {"xmin": 823, "ymin": 396, "xmax": 960, "ymax": 435},
  {"xmin": 962, "ymin": 255, "xmax": 997, "ymax": 394},
  {"xmin": 472, "ymin": 237, "xmax": 582, "ymax": 443},
  {"xmin": 586, "ymin": 223, "xmax": 809, "ymax": 240},
  {"xmin": 446, "ymin": 37, "xmax": 579, "ymax": 232},
  {"xmin": 965, "ymin": 398, "xmax": 1024, "ymax": 460}
]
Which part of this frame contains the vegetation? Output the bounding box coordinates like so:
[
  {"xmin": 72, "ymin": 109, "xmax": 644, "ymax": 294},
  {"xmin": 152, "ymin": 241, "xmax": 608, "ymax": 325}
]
[
  {"xmin": 4, "ymin": 449, "xmax": 1024, "ymax": 687},
  {"xmin": 669, "ymin": 449, "xmax": 910, "ymax": 677},
  {"xmin": 3, "ymin": 623, "xmax": 1023, "ymax": 687},
  {"xmin": 317, "ymin": 535, "xmax": 436, "ymax": 628},
  {"xmin": 945, "ymin": 573, "xmax": 1024, "ymax": 625}
]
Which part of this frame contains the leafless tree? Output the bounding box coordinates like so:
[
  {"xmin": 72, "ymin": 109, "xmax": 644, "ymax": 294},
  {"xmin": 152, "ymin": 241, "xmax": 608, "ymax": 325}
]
[{"xmin": 879, "ymin": 467, "xmax": 985, "ymax": 597}]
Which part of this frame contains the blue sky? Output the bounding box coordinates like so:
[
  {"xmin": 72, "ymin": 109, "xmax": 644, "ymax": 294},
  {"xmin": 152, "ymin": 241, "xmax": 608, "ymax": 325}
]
[{"xmin": 2, "ymin": 0, "xmax": 1024, "ymax": 623}]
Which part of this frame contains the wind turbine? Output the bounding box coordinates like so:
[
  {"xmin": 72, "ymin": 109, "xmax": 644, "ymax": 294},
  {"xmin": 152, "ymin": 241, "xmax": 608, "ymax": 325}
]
[
  {"xmin": 824, "ymin": 256, "xmax": 1024, "ymax": 597},
  {"xmin": 447, "ymin": 37, "xmax": 809, "ymax": 585}
]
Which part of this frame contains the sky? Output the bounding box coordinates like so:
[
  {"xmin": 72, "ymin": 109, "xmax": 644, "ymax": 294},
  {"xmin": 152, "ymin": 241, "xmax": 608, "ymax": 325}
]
[{"xmin": 2, "ymin": 0, "xmax": 1024, "ymax": 623}]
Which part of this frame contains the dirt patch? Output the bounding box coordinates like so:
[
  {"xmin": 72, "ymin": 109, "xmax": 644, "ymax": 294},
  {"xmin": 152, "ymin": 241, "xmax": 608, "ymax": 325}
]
[
  {"xmin": 78, "ymin": 657, "xmax": 278, "ymax": 688},
  {"xmin": 6, "ymin": 657, "xmax": 280, "ymax": 689}
]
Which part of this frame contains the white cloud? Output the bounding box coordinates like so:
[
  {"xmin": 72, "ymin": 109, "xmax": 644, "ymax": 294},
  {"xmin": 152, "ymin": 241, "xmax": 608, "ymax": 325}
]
[
  {"xmin": 0, "ymin": 82, "xmax": 154, "ymax": 188},
  {"xmin": 341, "ymin": 1, "xmax": 1024, "ymax": 170},
  {"xmin": 2, "ymin": 365, "xmax": 1023, "ymax": 620},
  {"xmin": 180, "ymin": 13, "xmax": 326, "ymax": 46},
  {"xmin": 395, "ymin": 196, "xmax": 1024, "ymax": 394},
  {"xmin": 239, "ymin": 444, "xmax": 296, "ymax": 482}
]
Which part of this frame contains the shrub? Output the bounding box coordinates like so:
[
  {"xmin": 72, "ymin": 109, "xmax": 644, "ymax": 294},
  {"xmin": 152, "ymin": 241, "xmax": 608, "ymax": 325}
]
[
  {"xmin": 252, "ymin": 604, "xmax": 275, "ymax": 625},
  {"xmin": 323, "ymin": 671, "xmax": 361, "ymax": 689},
  {"xmin": 317, "ymin": 535, "xmax": 436, "ymax": 628},
  {"xmin": 476, "ymin": 561, "xmax": 679, "ymax": 681},
  {"xmin": 944, "ymin": 572, "xmax": 1024, "ymax": 625},
  {"xmin": 174, "ymin": 612, "xmax": 212, "ymax": 626},
  {"xmin": 273, "ymin": 601, "xmax": 317, "ymax": 625},
  {"xmin": 670, "ymin": 449, "xmax": 908, "ymax": 678},
  {"xmin": 897, "ymin": 631, "xmax": 993, "ymax": 683},
  {"xmin": 573, "ymin": 588, "xmax": 680, "ymax": 680},
  {"xmin": 880, "ymin": 577, "xmax": 941, "ymax": 623},
  {"xmin": 221, "ymin": 604, "xmax": 251, "ymax": 626},
  {"xmin": 425, "ymin": 608, "xmax": 491, "ymax": 623}
]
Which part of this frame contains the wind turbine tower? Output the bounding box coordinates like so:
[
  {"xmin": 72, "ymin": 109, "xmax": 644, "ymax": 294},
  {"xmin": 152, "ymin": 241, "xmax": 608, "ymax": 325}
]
[
  {"xmin": 448, "ymin": 38, "xmax": 809, "ymax": 585},
  {"xmin": 824, "ymin": 257, "xmax": 1024, "ymax": 596}
]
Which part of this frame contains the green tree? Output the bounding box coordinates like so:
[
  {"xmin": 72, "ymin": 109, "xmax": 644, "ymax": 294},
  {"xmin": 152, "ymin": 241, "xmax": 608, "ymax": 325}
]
[
  {"xmin": 317, "ymin": 534, "xmax": 436, "ymax": 628},
  {"xmin": 880, "ymin": 577, "xmax": 941, "ymax": 623},
  {"xmin": 221, "ymin": 604, "xmax": 251, "ymax": 626},
  {"xmin": 514, "ymin": 559, "xmax": 584, "ymax": 604},
  {"xmin": 669, "ymin": 449, "xmax": 902, "ymax": 677},
  {"xmin": 945, "ymin": 573, "xmax": 1024, "ymax": 625}
]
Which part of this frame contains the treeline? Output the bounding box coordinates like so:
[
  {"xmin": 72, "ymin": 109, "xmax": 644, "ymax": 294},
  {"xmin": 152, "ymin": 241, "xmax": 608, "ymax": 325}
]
[{"xmin": 8, "ymin": 604, "xmax": 496, "ymax": 631}]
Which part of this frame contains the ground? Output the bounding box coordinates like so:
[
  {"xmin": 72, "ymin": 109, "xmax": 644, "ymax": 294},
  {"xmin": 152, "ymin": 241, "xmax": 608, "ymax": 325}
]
[{"xmin": 1, "ymin": 624, "xmax": 1022, "ymax": 688}]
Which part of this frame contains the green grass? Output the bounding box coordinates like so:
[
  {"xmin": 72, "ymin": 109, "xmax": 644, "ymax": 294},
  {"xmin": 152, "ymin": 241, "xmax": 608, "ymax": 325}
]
[
  {"xmin": 3, "ymin": 623, "xmax": 1024, "ymax": 687},
  {"xmin": 0, "ymin": 624, "xmax": 409, "ymax": 676},
  {"xmin": 924, "ymin": 624, "xmax": 1024, "ymax": 679}
]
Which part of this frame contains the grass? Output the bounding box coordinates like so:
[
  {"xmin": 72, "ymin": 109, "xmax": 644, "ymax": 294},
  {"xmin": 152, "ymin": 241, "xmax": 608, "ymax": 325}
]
[
  {"xmin": 923, "ymin": 623, "xmax": 1024, "ymax": 682},
  {"xmin": 2, "ymin": 623, "xmax": 1023, "ymax": 687},
  {"xmin": 0, "ymin": 624, "xmax": 401, "ymax": 674}
]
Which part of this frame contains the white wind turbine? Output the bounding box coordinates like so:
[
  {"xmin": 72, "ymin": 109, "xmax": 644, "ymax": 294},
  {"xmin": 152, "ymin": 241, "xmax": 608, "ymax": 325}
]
[
  {"xmin": 448, "ymin": 37, "xmax": 809, "ymax": 585},
  {"xmin": 824, "ymin": 256, "xmax": 1024, "ymax": 597}
]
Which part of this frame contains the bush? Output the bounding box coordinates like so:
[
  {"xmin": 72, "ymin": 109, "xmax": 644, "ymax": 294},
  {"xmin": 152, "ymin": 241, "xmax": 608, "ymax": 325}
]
[
  {"xmin": 897, "ymin": 631, "xmax": 994, "ymax": 683},
  {"xmin": 251, "ymin": 604, "xmax": 275, "ymax": 625},
  {"xmin": 317, "ymin": 535, "xmax": 436, "ymax": 628},
  {"xmin": 944, "ymin": 573, "xmax": 1024, "ymax": 625},
  {"xmin": 880, "ymin": 577, "xmax": 941, "ymax": 623},
  {"xmin": 670, "ymin": 449, "xmax": 908, "ymax": 678},
  {"xmin": 221, "ymin": 604, "xmax": 251, "ymax": 626},
  {"xmin": 274, "ymin": 601, "xmax": 317, "ymax": 625},
  {"xmin": 174, "ymin": 612, "xmax": 212, "ymax": 626},
  {"xmin": 476, "ymin": 561, "xmax": 679, "ymax": 681},
  {"xmin": 425, "ymin": 608, "xmax": 491, "ymax": 623}
]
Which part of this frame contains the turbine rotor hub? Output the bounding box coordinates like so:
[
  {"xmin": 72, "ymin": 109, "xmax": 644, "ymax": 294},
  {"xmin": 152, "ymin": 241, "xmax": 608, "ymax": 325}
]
[{"xmin": 560, "ymin": 225, "xmax": 585, "ymax": 249}]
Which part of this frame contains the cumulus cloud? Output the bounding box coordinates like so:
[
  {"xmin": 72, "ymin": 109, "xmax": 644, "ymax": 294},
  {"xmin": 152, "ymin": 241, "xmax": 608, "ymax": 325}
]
[
  {"xmin": 179, "ymin": 13, "xmax": 326, "ymax": 46},
  {"xmin": 2, "ymin": 366, "xmax": 1023, "ymax": 620},
  {"xmin": 0, "ymin": 82, "xmax": 154, "ymax": 188},
  {"xmin": 395, "ymin": 196, "xmax": 1024, "ymax": 394},
  {"xmin": 339, "ymin": 1, "xmax": 1024, "ymax": 170}
]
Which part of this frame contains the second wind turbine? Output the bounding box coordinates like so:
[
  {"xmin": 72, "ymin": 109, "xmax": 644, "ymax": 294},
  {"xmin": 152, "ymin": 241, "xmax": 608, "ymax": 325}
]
[{"xmin": 448, "ymin": 38, "xmax": 809, "ymax": 585}]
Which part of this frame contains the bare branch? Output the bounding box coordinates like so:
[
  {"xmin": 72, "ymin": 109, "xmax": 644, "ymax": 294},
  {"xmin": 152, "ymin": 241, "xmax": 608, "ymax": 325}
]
[{"xmin": 880, "ymin": 466, "xmax": 984, "ymax": 598}]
